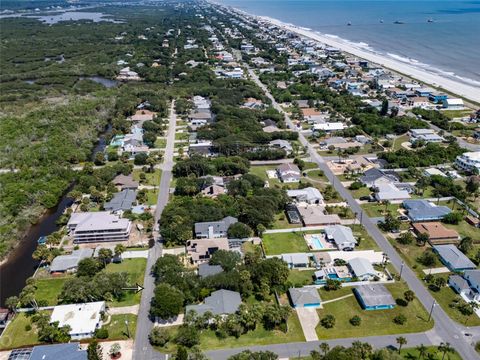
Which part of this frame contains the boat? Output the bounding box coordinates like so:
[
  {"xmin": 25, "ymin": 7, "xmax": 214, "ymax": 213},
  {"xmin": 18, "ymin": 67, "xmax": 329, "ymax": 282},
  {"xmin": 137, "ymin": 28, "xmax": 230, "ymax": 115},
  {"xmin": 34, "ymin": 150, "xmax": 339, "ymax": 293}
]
[
  {"xmin": 37, "ymin": 236, "xmax": 47, "ymax": 245},
  {"xmin": 380, "ymin": 19, "xmax": 384, "ymax": 23},
  {"xmin": 347, "ymin": 21, "xmax": 352, "ymax": 26},
  {"xmin": 427, "ymin": 18, "xmax": 434, "ymax": 23},
  {"xmin": 394, "ymin": 20, "xmax": 405, "ymax": 25}
]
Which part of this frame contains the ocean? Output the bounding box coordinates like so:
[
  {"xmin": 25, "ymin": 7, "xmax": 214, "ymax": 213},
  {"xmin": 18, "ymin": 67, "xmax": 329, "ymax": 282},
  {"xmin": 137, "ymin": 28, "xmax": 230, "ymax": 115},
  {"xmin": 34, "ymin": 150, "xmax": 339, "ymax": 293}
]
[{"xmin": 217, "ymin": 0, "xmax": 480, "ymax": 86}]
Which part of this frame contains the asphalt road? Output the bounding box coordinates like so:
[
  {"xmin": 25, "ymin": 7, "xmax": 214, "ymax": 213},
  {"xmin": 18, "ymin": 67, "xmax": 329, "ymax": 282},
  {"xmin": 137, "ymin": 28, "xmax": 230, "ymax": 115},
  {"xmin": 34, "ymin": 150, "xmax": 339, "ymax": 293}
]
[
  {"xmin": 247, "ymin": 68, "xmax": 480, "ymax": 360},
  {"xmin": 132, "ymin": 101, "xmax": 177, "ymax": 360}
]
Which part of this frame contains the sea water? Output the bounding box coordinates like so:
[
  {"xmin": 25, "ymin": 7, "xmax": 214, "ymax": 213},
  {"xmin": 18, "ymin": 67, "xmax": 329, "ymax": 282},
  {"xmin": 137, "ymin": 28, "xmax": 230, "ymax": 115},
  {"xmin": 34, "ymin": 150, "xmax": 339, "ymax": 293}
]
[{"xmin": 218, "ymin": 0, "xmax": 480, "ymax": 85}]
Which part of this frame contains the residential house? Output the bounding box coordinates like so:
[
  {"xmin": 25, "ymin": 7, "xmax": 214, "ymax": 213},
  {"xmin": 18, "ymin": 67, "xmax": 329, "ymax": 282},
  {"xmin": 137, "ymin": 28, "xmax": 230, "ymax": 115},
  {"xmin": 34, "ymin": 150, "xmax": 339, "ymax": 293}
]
[
  {"xmin": 302, "ymin": 108, "xmax": 323, "ymax": 123},
  {"xmin": 201, "ymin": 184, "xmax": 226, "ymax": 198},
  {"xmin": 287, "ymin": 187, "xmax": 324, "ymax": 205},
  {"xmin": 67, "ymin": 212, "xmax": 132, "ymax": 243},
  {"xmin": 103, "ymin": 189, "xmax": 136, "ymax": 212},
  {"xmin": 277, "ymin": 163, "xmax": 301, "ymax": 183},
  {"xmin": 288, "ymin": 287, "xmax": 321, "ymax": 308},
  {"xmin": 18, "ymin": 343, "xmax": 87, "ymax": 360},
  {"xmin": 186, "ymin": 289, "xmax": 241, "ymax": 316},
  {"xmin": 348, "ymin": 257, "xmax": 376, "ymax": 280},
  {"xmin": 412, "ymin": 222, "xmax": 460, "ymax": 244},
  {"xmin": 402, "ymin": 200, "xmax": 451, "ymax": 222},
  {"xmin": 448, "ymin": 275, "xmax": 479, "ymax": 301},
  {"xmin": 194, "ymin": 216, "xmax": 238, "ymax": 238},
  {"xmin": 313, "ymin": 122, "xmax": 345, "ymax": 132},
  {"xmin": 359, "ymin": 168, "xmax": 399, "ymax": 187},
  {"xmin": 464, "ymin": 270, "xmax": 480, "ymax": 297},
  {"xmin": 443, "ymin": 98, "xmax": 464, "ymax": 110},
  {"xmin": 433, "ymin": 245, "xmax": 476, "ymax": 272},
  {"xmin": 297, "ymin": 206, "xmax": 341, "ymax": 226},
  {"xmin": 50, "ymin": 248, "xmax": 94, "ymax": 273},
  {"xmin": 281, "ymin": 253, "xmax": 310, "ymax": 269},
  {"xmin": 325, "ymin": 225, "xmax": 357, "ymax": 251},
  {"xmin": 50, "ymin": 301, "xmax": 105, "ymax": 339},
  {"xmin": 189, "ymin": 141, "xmax": 216, "ymax": 157},
  {"xmin": 112, "ymin": 174, "xmax": 139, "ymax": 190},
  {"xmin": 429, "ymin": 92, "xmax": 448, "ymax": 103},
  {"xmin": 409, "ymin": 129, "xmax": 444, "ymax": 143},
  {"xmin": 186, "ymin": 238, "xmax": 230, "ymax": 264},
  {"xmin": 455, "ymin": 151, "xmax": 480, "ymax": 173},
  {"xmin": 373, "ymin": 183, "xmax": 410, "ymax": 201},
  {"xmin": 269, "ymin": 139, "xmax": 292, "ymax": 154},
  {"xmin": 353, "ymin": 284, "xmax": 395, "ymax": 310}
]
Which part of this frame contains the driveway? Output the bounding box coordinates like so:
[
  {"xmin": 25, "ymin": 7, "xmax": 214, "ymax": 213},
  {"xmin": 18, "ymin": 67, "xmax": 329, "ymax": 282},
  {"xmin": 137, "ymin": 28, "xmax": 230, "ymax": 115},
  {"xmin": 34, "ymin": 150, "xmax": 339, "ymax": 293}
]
[{"xmin": 296, "ymin": 307, "xmax": 319, "ymax": 342}]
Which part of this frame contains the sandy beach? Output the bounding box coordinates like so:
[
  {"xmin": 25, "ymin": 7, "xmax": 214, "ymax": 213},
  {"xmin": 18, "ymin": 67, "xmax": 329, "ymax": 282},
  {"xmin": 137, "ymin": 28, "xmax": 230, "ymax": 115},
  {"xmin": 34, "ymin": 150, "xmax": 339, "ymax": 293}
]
[
  {"xmin": 225, "ymin": 6, "xmax": 480, "ymax": 104},
  {"xmin": 260, "ymin": 16, "xmax": 480, "ymax": 104}
]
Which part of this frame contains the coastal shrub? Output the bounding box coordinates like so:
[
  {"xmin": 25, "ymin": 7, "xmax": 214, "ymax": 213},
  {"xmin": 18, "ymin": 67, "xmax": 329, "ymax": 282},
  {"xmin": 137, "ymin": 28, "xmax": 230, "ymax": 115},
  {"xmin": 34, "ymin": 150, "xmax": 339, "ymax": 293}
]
[
  {"xmin": 349, "ymin": 315, "xmax": 362, "ymax": 326},
  {"xmin": 94, "ymin": 328, "xmax": 109, "ymax": 339},
  {"xmin": 149, "ymin": 327, "xmax": 170, "ymax": 346},
  {"xmin": 321, "ymin": 314, "xmax": 336, "ymax": 329},
  {"xmin": 393, "ymin": 314, "xmax": 407, "ymax": 325}
]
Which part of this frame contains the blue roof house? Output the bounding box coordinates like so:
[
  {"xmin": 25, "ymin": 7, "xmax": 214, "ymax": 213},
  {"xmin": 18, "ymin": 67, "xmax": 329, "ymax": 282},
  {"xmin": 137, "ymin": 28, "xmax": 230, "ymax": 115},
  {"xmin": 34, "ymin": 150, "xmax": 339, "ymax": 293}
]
[
  {"xmin": 403, "ymin": 200, "xmax": 451, "ymax": 222},
  {"xmin": 433, "ymin": 245, "xmax": 476, "ymax": 272}
]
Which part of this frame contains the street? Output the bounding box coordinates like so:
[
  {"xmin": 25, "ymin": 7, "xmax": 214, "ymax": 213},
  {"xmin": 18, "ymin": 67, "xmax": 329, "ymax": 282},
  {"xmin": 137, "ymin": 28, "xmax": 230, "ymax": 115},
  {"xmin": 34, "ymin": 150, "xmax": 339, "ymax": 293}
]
[{"xmin": 132, "ymin": 101, "xmax": 177, "ymax": 360}]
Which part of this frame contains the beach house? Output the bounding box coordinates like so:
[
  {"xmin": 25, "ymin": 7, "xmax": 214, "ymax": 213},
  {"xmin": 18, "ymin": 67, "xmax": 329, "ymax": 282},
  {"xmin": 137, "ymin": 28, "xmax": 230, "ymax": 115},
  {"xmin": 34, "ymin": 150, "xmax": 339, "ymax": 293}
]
[
  {"xmin": 353, "ymin": 284, "xmax": 396, "ymax": 310},
  {"xmin": 50, "ymin": 301, "xmax": 105, "ymax": 339}
]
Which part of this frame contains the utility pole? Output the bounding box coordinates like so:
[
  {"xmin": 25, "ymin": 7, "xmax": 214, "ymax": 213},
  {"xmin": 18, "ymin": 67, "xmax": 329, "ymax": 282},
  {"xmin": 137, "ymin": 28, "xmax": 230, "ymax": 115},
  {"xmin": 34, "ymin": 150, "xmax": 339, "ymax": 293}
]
[
  {"xmin": 125, "ymin": 320, "xmax": 131, "ymax": 338},
  {"xmin": 399, "ymin": 261, "xmax": 405, "ymax": 280}
]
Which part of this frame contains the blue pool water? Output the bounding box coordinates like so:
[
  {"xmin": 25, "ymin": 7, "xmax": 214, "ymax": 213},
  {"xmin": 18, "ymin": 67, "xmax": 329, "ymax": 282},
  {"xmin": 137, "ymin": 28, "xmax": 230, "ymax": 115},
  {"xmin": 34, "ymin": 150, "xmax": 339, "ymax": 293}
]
[{"xmin": 311, "ymin": 235, "xmax": 324, "ymax": 250}]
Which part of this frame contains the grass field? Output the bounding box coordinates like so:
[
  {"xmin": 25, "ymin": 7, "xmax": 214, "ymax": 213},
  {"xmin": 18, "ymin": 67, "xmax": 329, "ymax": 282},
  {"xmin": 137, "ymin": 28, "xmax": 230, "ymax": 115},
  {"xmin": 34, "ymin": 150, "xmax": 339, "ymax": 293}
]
[
  {"xmin": 102, "ymin": 314, "xmax": 137, "ymax": 340},
  {"xmin": 400, "ymin": 346, "xmax": 462, "ymax": 360},
  {"xmin": 0, "ymin": 313, "xmax": 40, "ymax": 350},
  {"xmin": 34, "ymin": 276, "xmax": 70, "ymax": 306},
  {"xmin": 288, "ymin": 269, "xmax": 315, "ymax": 286},
  {"xmin": 133, "ymin": 169, "xmax": 162, "ymax": 186},
  {"xmin": 146, "ymin": 189, "xmax": 159, "ymax": 205},
  {"xmin": 106, "ymin": 258, "xmax": 147, "ymax": 307},
  {"xmin": 154, "ymin": 137, "xmax": 167, "ymax": 148},
  {"xmin": 156, "ymin": 312, "xmax": 304, "ymax": 352},
  {"xmin": 361, "ymin": 203, "xmax": 402, "ymax": 218},
  {"xmin": 316, "ymin": 283, "xmax": 434, "ymax": 339},
  {"xmin": 262, "ymin": 231, "xmax": 310, "ymax": 255}
]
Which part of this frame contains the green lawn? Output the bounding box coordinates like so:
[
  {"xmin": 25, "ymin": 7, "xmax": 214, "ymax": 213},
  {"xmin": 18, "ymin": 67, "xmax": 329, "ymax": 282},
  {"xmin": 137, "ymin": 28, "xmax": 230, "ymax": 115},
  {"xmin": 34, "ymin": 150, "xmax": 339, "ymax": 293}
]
[
  {"xmin": 288, "ymin": 269, "xmax": 315, "ymax": 286},
  {"xmin": 361, "ymin": 203, "xmax": 402, "ymax": 218},
  {"xmin": 351, "ymin": 225, "xmax": 381, "ymax": 251},
  {"xmin": 102, "ymin": 314, "xmax": 137, "ymax": 340},
  {"xmin": 316, "ymin": 283, "xmax": 433, "ymax": 339},
  {"xmin": 157, "ymin": 312, "xmax": 305, "ymax": 352},
  {"xmin": 34, "ymin": 276, "xmax": 70, "ymax": 306},
  {"xmin": 146, "ymin": 189, "xmax": 159, "ymax": 205},
  {"xmin": 154, "ymin": 137, "xmax": 167, "ymax": 148},
  {"xmin": 105, "ymin": 258, "xmax": 147, "ymax": 307},
  {"xmin": 133, "ymin": 169, "xmax": 162, "ymax": 186},
  {"xmin": 175, "ymin": 132, "xmax": 189, "ymax": 141},
  {"xmin": 444, "ymin": 220, "xmax": 480, "ymax": 240},
  {"xmin": 249, "ymin": 165, "xmax": 277, "ymax": 181},
  {"xmin": 262, "ymin": 231, "xmax": 310, "ymax": 255},
  {"xmin": 305, "ymin": 169, "xmax": 328, "ymax": 182},
  {"xmin": 393, "ymin": 134, "xmax": 410, "ymax": 151},
  {"xmin": 272, "ymin": 212, "xmax": 300, "ymax": 229},
  {"xmin": 0, "ymin": 313, "xmax": 40, "ymax": 350},
  {"xmin": 349, "ymin": 186, "xmax": 372, "ymax": 199}
]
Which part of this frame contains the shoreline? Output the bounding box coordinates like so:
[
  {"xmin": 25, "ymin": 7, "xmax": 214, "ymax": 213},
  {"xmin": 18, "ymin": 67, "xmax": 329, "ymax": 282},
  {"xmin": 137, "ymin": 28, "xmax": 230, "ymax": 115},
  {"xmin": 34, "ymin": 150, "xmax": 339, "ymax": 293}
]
[{"xmin": 219, "ymin": 4, "xmax": 480, "ymax": 104}]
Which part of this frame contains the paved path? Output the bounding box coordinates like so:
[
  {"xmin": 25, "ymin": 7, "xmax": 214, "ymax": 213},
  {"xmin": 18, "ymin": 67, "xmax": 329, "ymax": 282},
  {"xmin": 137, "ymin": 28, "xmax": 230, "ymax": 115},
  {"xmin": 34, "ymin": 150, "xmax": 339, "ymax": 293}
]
[
  {"xmin": 109, "ymin": 304, "xmax": 139, "ymax": 315},
  {"xmin": 296, "ymin": 308, "xmax": 319, "ymax": 342},
  {"xmin": 322, "ymin": 294, "xmax": 354, "ymax": 304},
  {"xmin": 132, "ymin": 101, "xmax": 177, "ymax": 360},
  {"xmin": 247, "ymin": 67, "xmax": 480, "ymax": 360}
]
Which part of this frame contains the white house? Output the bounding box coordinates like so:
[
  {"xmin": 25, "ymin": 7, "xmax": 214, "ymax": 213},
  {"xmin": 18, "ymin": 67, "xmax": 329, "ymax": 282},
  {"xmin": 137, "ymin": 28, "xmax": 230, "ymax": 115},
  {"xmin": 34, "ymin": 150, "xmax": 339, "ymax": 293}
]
[
  {"xmin": 312, "ymin": 122, "xmax": 345, "ymax": 132},
  {"xmin": 443, "ymin": 98, "xmax": 464, "ymax": 110},
  {"xmin": 287, "ymin": 187, "xmax": 324, "ymax": 205},
  {"xmin": 277, "ymin": 163, "xmax": 301, "ymax": 183},
  {"xmin": 50, "ymin": 301, "xmax": 105, "ymax": 339},
  {"xmin": 325, "ymin": 225, "xmax": 357, "ymax": 251},
  {"xmin": 455, "ymin": 151, "xmax": 480, "ymax": 173}
]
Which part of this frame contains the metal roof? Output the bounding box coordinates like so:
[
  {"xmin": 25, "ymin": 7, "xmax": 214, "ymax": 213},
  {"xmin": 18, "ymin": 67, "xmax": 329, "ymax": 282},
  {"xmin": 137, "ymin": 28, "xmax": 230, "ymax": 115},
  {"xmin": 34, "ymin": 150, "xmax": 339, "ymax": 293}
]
[
  {"xmin": 325, "ymin": 225, "xmax": 356, "ymax": 246},
  {"xmin": 50, "ymin": 248, "xmax": 94, "ymax": 272},
  {"xmin": 104, "ymin": 189, "xmax": 137, "ymax": 212},
  {"xmin": 194, "ymin": 216, "xmax": 238, "ymax": 236},
  {"xmin": 403, "ymin": 200, "xmax": 451, "ymax": 221},
  {"xmin": 348, "ymin": 257, "xmax": 376, "ymax": 277},
  {"xmin": 29, "ymin": 343, "xmax": 86, "ymax": 360},
  {"xmin": 434, "ymin": 245, "xmax": 476, "ymax": 270},
  {"xmin": 198, "ymin": 263, "xmax": 223, "ymax": 278}
]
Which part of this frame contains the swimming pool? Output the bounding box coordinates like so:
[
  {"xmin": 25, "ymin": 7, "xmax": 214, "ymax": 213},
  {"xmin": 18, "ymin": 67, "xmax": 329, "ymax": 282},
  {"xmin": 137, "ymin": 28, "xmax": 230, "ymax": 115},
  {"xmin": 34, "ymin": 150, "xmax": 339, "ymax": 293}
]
[{"xmin": 311, "ymin": 235, "xmax": 324, "ymax": 250}]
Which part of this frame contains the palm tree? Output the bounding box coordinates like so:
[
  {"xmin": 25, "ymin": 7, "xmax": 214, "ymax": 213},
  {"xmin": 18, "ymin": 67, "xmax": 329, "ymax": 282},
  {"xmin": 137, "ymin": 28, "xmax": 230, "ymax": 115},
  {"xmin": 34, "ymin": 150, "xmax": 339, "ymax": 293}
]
[
  {"xmin": 416, "ymin": 344, "xmax": 428, "ymax": 359},
  {"xmin": 396, "ymin": 336, "xmax": 407, "ymax": 353},
  {"xmin": 382, "ymin": 200, "xmax": 391, "ymax": 215},
  {"xmin": 466, "ymin": 301, "xmax": 479, "ymax": 325},
  {"xmin": 438, "ymin": 342, "xmax": 454, "ymax": 360}
]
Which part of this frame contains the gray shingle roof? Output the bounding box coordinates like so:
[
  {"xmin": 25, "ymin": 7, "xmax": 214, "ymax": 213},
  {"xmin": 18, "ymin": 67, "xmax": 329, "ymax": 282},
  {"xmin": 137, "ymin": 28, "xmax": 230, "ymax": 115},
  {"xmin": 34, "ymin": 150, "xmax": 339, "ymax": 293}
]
[
  {"xmin": 186, "ymin": 289, "xmax": 241, "ymax": 315},
  {"xmin": 354, "ymin": 284, "xmax": 395, "ymax": 308},
  {"xmin": 104, "ymin": 189, "xmax": 137, "ymax": 212},
  {"xmin": 194, "ymin": 216, "xmax": 238, "ymax": 237},
  {"xmin": 325, "ymin": 225, "xmax": 356, "ymax": 247},
  {"xmin": 434, "ymin": 245, "xmax": 476, "ymax": 270},
  {"xmin": 289, "ymin": 287, "xmax": 321, "ymax": 306},
  {"xmin": 198, "ymin": 263, "xmax": 223, "ymax": 278},
  {"xmin": 30, "ymin": 343, "xmax": 87, "ymax": 360},
  {"xmin": 50, "ymin": 248, "xmax": 94, "ymax": 272},
  {"xmin": 464, "ymin": 270, "xmax": 480, "ymax": 288},
  {"xmin": 449, "ymin": 275, "xmax": 470, "ymax": 291}
]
